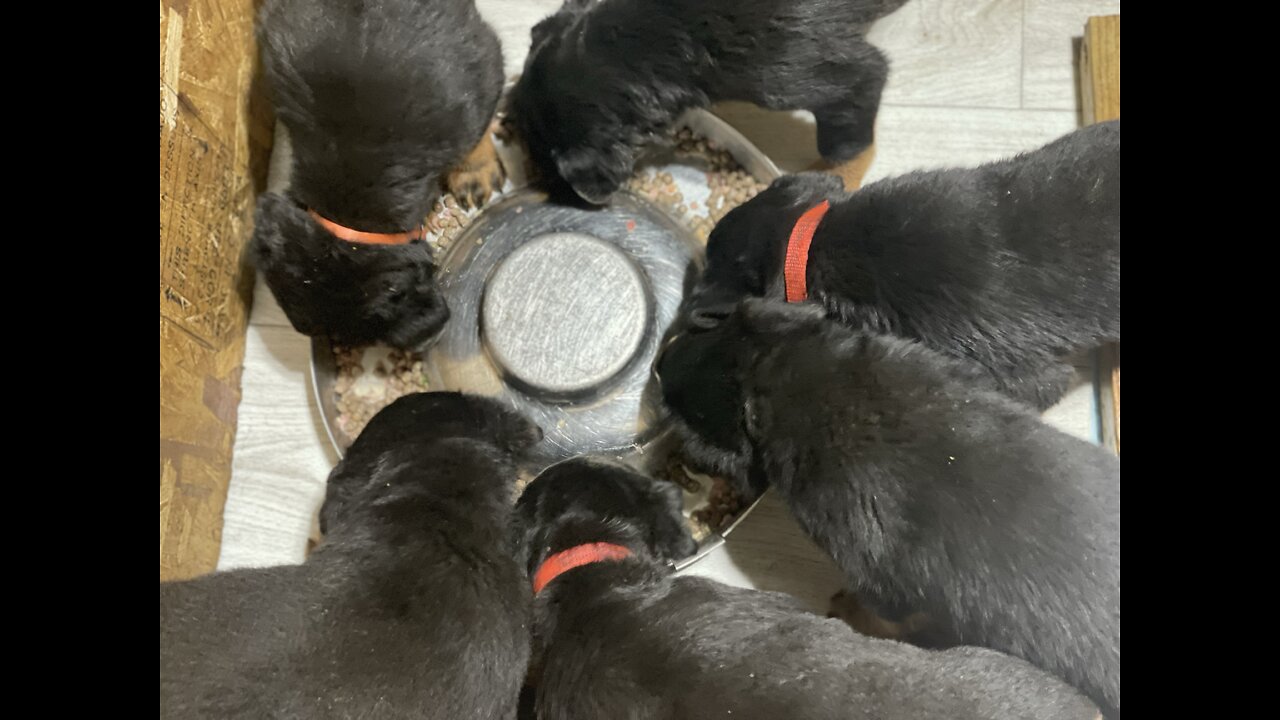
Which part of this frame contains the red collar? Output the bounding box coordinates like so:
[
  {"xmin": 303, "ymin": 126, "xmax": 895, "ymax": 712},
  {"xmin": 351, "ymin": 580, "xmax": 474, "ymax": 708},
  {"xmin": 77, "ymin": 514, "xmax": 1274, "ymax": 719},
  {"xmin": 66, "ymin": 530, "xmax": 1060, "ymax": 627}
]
[
  {"xmin": 783, "ymin": 200, "xmax": 831, "ymax": 303},
  {"xmin": 307, "ymin": 208, "xmax": 425, "ymax": 245},
  {"xmin": 531, "ymin": 542, "xmax": 633, "ymax": 595}
]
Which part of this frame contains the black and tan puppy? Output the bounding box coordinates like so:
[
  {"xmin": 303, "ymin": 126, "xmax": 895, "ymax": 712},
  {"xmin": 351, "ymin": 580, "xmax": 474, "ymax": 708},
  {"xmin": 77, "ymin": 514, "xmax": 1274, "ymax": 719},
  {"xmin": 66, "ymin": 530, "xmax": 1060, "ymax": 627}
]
[
  {"xmin": 685, "ymin": 120, "xmax": 1121, "ymax": 410},
  {"xmin": 514, "ymin": 457, "xmax": 1101, "ymax": 720},
  {"xmin": 160, "ymin": 392, "xmax": 540, "ymax": 719},
  {"xmin": 508, "ymin": 0, "xmax": 908, "ymax": 204},
  {"xmin": 656, "ymin": 300, "xmax": 1121, "ymax": 718},
  {"xmin": 253, "ymin": 0, "xmax": 506, "ymax": 348}
]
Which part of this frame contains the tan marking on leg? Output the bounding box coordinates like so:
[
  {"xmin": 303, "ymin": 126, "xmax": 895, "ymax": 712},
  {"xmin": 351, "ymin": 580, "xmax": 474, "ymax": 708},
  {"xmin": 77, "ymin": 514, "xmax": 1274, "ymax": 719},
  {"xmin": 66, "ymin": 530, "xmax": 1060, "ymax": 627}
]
[{"xmin": 445, "ymin": 124, "xmax": 506, "ymax": 209}]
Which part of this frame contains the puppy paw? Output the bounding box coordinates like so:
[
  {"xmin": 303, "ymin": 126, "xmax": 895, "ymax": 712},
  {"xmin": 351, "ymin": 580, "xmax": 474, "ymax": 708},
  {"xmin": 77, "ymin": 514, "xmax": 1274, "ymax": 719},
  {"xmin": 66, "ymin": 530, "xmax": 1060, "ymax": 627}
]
[{"xmin": 445, "ymin": 128, "xmax": 506, "ymax": 210}]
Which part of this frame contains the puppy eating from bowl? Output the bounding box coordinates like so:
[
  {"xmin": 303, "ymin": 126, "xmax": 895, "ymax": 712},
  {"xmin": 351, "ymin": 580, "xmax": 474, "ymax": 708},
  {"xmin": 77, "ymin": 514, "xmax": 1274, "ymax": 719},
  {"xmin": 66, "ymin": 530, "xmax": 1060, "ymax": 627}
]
[
  {"xmin": 656, "ymin": 300, "xmax": 1121, "ymax": 718},
  {"xmin": 507, "ymin": 0, "xmax": 908, "ymax": 204},
  {"xmin": 685, "ymin": 121, "xmax": 1121, "ymax": 411},
  {"xmin": 514, "ymin": 456, "xmax": 1101, "ymax": 720},
  {"xmin": 251, "ymin": 0, "xmax": 506, "ymax": 349},
  {"xmin": 160, "ymin": 392, "xmax": 540, "ymax": 719}
]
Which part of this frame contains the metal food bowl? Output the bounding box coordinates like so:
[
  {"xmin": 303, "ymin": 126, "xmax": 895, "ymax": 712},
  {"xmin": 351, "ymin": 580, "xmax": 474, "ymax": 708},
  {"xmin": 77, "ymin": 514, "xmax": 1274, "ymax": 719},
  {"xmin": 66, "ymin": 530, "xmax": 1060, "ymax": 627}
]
[{"xmin": 311, "ymin": 109, "xmax": 780, "ymax": 568}]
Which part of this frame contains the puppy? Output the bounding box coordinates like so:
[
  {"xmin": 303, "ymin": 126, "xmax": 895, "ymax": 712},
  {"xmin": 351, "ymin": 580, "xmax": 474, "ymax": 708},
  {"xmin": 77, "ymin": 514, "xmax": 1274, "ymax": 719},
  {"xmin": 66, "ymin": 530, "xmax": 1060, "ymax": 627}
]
[
  {"xmin": 253, "ymin": 0, "xmax": 505, "ymax": 348},
  {"xmin": 160, "ymin": 392, "xmax": 540, "ymax": 719},
  {"xmin": 514, "ymin": 457, "xmax": 1101, "ymax": 720},
  {"xmin": 656, "ymin": 300, "xmax": 1121, "ymax": 718},
  {"xmin": 508, "ymin": 0, "xmax": 908, "ymax": 204},
  {"xmin": 685, "ymin": 120, "xmax": 1121, "ymax": 410}
]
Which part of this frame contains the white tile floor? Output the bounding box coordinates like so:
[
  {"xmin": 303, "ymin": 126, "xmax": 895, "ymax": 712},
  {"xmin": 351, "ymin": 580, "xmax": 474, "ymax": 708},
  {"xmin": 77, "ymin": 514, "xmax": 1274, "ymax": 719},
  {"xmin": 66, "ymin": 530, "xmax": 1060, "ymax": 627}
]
[{"xmin": 219, "ymin": 0, "xmax": 1119, "ymax": 613}]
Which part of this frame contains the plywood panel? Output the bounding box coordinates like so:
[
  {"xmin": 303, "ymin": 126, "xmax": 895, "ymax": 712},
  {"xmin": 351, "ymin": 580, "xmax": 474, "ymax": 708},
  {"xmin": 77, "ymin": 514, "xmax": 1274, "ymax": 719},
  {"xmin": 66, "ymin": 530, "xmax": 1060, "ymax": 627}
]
[{"xmin": 160, "ymin": 0, "xmax": 272, "ymax": 580}]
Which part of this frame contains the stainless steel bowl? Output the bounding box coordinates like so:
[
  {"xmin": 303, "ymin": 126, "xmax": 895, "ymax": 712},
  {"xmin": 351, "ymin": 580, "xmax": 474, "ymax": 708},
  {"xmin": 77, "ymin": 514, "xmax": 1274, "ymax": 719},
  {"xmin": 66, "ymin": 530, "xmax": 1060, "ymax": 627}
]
[{"xmin": 311, "ymin": 109, "xmax": 780, "ymax": 566}]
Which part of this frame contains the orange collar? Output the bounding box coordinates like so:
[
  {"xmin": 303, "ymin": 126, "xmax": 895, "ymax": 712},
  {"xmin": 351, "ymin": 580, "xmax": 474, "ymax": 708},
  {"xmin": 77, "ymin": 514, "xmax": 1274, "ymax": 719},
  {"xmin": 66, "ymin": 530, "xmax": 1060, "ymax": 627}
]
[
  {"xmin": 531, "ymin": 542, "xmax": 633, "ymax": 595},
  {"xmin": 307, "ymin": 209, "xmax": 425, "ymax": 245},
  {"xmin": 783, "ymin": 200, "xmax": 831, "ymax": 303}
]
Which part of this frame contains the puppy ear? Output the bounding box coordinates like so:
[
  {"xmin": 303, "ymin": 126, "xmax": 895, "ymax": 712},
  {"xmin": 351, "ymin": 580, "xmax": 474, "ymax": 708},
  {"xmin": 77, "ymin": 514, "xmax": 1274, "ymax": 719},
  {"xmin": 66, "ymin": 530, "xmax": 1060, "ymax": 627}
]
[
  {"xmin": 385, "ymin": 276, "xmax": 451, "ymax": 352},
  {"xmin": 736, "ymin": 298, "xmax": 826, "ymax": 337},
  {"xmin": 529, "ymin": 10, "xmax": 573, "ymax": 53},
  {"xmin": 685, "ymin": 285, "xmax": 745, "ymax": 330},
  {"xmin": 657, "ymin": 329, "xmax": 751, "ymax": 455},
  {"xmin": 250, "ymin": 193, "xmax": 325, "ymax": 337},
  {"xmin": 508, "ymin": 500, "xmax": 538, "ymax": 574},
  {"xmin": 511, "ymin": 477, "xmax": 551, "ymax": 574},
  {"xmin": 250, "ymin": 192, "xmax": 293, "ymax": 258},
  {"xmin": 317, "ymin": 448, "xmax": 384, "ymax": 537},
  {"xmin": 467, "ymin": 399, "xmax": 543, "ymax": 455},
  {"xmin": 554, "ymin": 145, "xmax": 629, "ymax": 205},
  {"xmin": 532, "ymin": 0, "xmax": 596, "ymax": 49}
]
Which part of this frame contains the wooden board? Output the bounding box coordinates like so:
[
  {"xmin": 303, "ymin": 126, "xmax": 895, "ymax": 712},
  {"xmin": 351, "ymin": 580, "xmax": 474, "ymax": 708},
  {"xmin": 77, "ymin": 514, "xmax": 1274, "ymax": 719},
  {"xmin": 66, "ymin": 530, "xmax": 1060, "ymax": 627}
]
[
  {"xmin": 160, "ymin": 0, "xmax": 273, "ymax": 580},
  {"xmin": 1079, "ymin": 14, "xmax": 1119, "ymax": 454},
  {"xmin": 1080, "ymin": 16, "xmax": 1120, "ymax": 124}
]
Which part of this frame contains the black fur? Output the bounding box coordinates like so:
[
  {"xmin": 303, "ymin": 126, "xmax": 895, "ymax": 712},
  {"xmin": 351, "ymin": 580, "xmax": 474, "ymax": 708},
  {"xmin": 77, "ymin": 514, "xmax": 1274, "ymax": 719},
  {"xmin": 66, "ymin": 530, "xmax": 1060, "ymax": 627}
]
[
  {"xmin": 515, "ymin": 457, "xmax": 1101, "ymax": 720},
  {"xmin": 656, "ymin": 300, "xmax": 1121, "ymax": 718},
  {"xmin": 686, "ymin": 121, "xmax": 1121, "ymax": 410},
  {"xmin": 509, "ymin": 0, "xmax": 907, "ymax": 203},
  {"xmin": 252, "ymin": 193, "xmax": 450, "ymax": 348},
  {"xmin": 160, "ymin": 393, "xmax": 541, "ymax": 719},
  {"xmin": 252, "ymin": 0, "xmax": 503, "ymax": 347}
]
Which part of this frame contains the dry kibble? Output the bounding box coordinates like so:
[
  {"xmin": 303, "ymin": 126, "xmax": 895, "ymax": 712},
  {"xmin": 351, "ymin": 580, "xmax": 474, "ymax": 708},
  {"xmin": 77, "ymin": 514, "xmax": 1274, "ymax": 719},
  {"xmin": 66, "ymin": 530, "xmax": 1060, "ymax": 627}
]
[
  {"xmin": 334, "ymin": 344, "xmax": 431, "ymax": 442},
  {"xmin": 424, "ymin": 194, "xmax": 481, "ymax": 253},
  {"xmin": 693, "ymin": 475, "xmax": 744, "ymax": 533},
  {"xmin": 652, "ymin": 453, "xmax": 746, "ymax": 543}
]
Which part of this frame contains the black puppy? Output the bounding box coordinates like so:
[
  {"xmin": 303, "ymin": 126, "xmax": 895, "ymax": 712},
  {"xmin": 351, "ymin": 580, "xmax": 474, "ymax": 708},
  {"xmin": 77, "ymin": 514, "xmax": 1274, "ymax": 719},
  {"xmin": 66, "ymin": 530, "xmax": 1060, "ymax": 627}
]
[
  {"xmin": 686, "ymin": 120, "xmax": 1121, "ymax": 410},
  {"xmin": 508, "ymin": 0, "xmax": 908, "ymax": 203},
  {"xmin": 515, "ymin": 457, "xmax": 1101, "ymax": 720},
  {"xmin": 253, "ymin": 0, "xmax": 505, "ymax": 348},
  {"xmin": 160, "ymin": 392, "xmax": 540, "ymax": 719},
  {"xmin": 656, "ymin": 300, "xmax": 1121, "ymax": 718}
]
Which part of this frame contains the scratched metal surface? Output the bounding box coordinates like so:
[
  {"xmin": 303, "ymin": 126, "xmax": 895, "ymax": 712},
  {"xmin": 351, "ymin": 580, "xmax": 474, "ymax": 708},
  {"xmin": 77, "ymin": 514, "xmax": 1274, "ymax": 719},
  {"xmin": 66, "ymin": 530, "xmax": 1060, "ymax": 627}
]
[
  {"xmin": 482, "ymin": 233, "xmax": 650, "ymax": 396},
  {"xmin": 429, "ymin": 189, "xmax": 697, "ymax": 466}
]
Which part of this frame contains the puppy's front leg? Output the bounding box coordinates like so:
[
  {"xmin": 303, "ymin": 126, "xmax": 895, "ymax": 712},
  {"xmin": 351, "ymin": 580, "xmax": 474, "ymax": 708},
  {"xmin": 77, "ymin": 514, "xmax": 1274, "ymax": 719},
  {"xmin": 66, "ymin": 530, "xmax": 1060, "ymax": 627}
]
[
  {"xmin": 810, "ymin": 42, "xmax": 888, "ymax": 169},
  {"xmin": 446, "ymin": 123, "xmax": 506, "ymax": 210}
]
